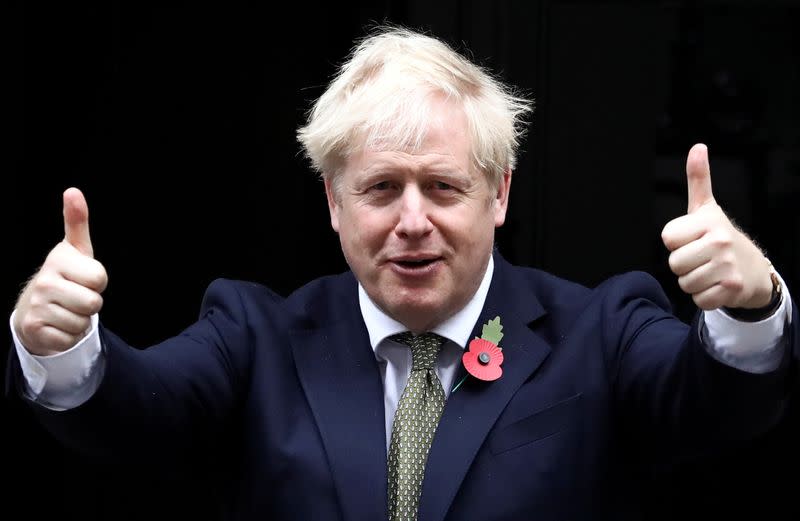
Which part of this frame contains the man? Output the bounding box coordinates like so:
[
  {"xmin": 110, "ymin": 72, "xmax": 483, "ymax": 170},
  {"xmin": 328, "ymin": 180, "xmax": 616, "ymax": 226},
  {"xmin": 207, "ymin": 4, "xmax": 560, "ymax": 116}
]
[{"xmin": 7, "ymin": 26, "xmax": 796, "ymax": 521}]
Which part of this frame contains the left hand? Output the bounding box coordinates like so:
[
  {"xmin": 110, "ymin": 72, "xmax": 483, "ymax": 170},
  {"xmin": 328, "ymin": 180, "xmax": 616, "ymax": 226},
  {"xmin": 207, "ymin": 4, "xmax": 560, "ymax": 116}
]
[{"xmin": 661, "ymin": 143, "xmax": 773, "ymax": 311}]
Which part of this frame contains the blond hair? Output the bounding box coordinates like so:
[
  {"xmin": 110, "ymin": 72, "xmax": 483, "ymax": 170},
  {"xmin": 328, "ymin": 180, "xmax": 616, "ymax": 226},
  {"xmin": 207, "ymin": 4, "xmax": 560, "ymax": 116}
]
[{"xmin": 297, "ymin": 26, "xmax": 533, "ymax": 191}]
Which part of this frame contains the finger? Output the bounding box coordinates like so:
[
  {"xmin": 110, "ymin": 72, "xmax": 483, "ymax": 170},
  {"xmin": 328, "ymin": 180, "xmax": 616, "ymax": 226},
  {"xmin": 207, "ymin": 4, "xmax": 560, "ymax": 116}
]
[
  {"xmin": 686, "ymin": 143, "xmax": 715, "ymax": 213},
  {"xmin": 668, "ymin": 235, "xmax": 715, "ymax": 276},
  {"xmin": 56, "ymin": 252, "xmax": 108, "ymax": 293},
  {"xmin": 41, "ymin": 303, "xmax": 93, "ymax": 336},
  {"xmin": 677, "ymin": 262, "xmax": 718, "ymax": 295},
  {"xmin": 692, "ymin": 284, "xmax": 732, "ymax": 311},
  {"xmin": 33, "ymin": 325, "xmax": 84, "ymax": 353},
  {"xmin": 63, "ymin": 187, "xmax": 94, "ymax": 258},
  {"xmin": 34, "ymin": 272, "xmax": 104, "ymax": 316},
  {"xmin": 661, "ymin": 213, "xmax": 706, "ymax": 252},
  {"xmin": 50, "ymin": 278, "xmax": 105, "ymax": 316}
]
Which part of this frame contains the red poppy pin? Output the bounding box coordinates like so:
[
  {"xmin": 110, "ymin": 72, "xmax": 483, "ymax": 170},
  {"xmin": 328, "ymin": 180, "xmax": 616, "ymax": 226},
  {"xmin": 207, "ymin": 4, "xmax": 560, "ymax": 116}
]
[{"xmin": 462, "ymin": 316, "xmax": 504, "ymax": 382}]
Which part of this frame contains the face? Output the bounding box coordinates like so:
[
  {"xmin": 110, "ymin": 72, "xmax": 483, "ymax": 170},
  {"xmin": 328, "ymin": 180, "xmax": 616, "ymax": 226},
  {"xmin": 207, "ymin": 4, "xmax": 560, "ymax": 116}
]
[{"xmin": 325, "ymin": 98, "xmax": 511, "ymax": 332}]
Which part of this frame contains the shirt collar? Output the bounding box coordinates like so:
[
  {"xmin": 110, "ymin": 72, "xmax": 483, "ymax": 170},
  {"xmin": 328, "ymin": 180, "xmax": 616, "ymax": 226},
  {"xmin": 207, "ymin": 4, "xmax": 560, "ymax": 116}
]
[{"xmin": 358, "ymin": 255, "xmax": 494, "ymax": 351}]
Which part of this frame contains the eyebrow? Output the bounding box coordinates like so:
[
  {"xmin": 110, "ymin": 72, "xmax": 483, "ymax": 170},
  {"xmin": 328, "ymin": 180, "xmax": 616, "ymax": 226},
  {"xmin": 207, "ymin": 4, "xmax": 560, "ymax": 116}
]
[{"xmin": 362, "ymin": 156, "xmax": 464, "ymax": 175}]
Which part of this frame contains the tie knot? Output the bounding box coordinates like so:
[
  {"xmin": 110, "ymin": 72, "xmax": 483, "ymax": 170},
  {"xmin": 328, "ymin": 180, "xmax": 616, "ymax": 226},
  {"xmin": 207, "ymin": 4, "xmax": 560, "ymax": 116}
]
[{"xmin": 391, "ymin": 332, "xmax": 445, "ymax": 371}]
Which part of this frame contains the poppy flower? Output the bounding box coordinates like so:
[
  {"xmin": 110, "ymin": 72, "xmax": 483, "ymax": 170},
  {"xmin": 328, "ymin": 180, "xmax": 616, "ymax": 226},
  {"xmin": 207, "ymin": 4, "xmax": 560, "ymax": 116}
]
[{"xmin": 462, "ymin": 337, "xmax": 504, "ymax": 381}]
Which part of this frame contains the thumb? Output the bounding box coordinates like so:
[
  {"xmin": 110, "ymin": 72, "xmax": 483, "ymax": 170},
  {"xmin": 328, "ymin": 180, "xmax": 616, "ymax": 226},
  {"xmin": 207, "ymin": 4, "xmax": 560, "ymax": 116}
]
[
  {"xmin": 63, "ymin": 187, "xmax": 94, "ymax": 257},
  {"xmin": 686, "ymin": 143, "xmax": 715, "ymax": 213}
]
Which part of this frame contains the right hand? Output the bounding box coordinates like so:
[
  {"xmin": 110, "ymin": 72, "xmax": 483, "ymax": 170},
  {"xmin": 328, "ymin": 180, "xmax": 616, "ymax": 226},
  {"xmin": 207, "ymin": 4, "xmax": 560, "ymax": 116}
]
[{"xmin": 13, "ymin": 188, "xmax": 108, "ymax": 356}]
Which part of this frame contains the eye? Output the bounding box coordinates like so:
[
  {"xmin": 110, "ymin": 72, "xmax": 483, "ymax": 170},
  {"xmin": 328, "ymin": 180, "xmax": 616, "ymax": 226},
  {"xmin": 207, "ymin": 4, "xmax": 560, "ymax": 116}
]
[
  {"xmin": 433, "ymin": 181, "xmax": 454, "ymax": 190},
  {"xmin": 372, "ymin": 181, "xmax": 393, "ymax": 191}
]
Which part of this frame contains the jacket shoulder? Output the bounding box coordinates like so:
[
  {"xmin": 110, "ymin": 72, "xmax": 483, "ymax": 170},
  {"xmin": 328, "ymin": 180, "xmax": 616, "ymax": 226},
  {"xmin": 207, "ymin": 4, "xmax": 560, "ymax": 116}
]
[
  {"xmin": 282, "ymin": 271, "xmax": 358, "ymax": 324},
  {"xmin": 198, "ymin": 278, "xmax": 285, "ymax": 319},
  {"xmin": 512, "ymin": 264, "xmax": 668, "ymax": 303},
  {"xmin": 505, "ymin": 263, "xmax": 673, "ymax": 327}
]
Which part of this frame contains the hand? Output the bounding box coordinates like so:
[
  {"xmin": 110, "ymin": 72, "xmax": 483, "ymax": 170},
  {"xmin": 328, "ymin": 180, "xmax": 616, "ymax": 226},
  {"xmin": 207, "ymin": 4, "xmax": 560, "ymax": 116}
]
[
  {"xmin": 661, "ymin": 144, "xmax": 773, "ymax": 311},
  {"xmin": 13, "ymin": 188, "xmax": 108, "ymax": 355}
]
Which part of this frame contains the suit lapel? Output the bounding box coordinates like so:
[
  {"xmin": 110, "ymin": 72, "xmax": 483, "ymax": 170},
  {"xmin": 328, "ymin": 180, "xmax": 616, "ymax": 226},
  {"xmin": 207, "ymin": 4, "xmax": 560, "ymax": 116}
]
[
  {"xmin": 419, "ymin": 254, "xmax": 551, "ymax": 521},
  {"xmin": 288, "ymin": 275, "xmax": 388, "ymax": 521}
]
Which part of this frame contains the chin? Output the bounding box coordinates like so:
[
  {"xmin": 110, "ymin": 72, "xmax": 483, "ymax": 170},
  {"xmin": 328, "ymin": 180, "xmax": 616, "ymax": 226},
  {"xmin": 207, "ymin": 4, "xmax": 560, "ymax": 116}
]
[
  {"xmin": 392, "ymin": 286, "xmax": 442, "ymax": 307},
  {"xmin": 388, "ymin": 296, "xmax": 448, "ymax": 328}
]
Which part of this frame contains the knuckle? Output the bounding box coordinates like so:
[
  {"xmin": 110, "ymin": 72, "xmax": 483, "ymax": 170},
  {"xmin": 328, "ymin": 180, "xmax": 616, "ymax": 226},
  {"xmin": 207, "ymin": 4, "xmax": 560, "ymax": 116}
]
[
  {"xmin": 722, "ymin": 274, "xmax": 744, "ymax": 292},
  {"xmin": 661, "ymin": 231, "xmax": 675, "ymax": 251},
  {"xmin": 667, "ymin": 253, "xmax": 680, "ymax": 272},
  {"xmin": 677, "ymin": 275, "xmax": 691, "ymax": 293},
  {"xmin": 26, "ymin": 292, "xmax": 45, "ymax": 311},
  {"xmin": 18, "ymin": 316, "xmax": 36, "ymax": 338},
  {"xmin": 89, "ymin": 262, "xmax": 109, "ymax": 291},
  {"xmin": 64, "ymin": 316, "xmax": 89, "ymax": 335},
  {"xmin": 709, "ymin": 230, "xmax": 733, "ymax": 249},
  {"xmin": 77, "ymin": 316, "xmax": 92, "ymax": 333},
  {"xmin": 87, "ymin": 293, "xmax": 104, "ymax": 314},
  {"xmin": 719, "ymin": 252, "xmax": 737, "ymax": 269},
  {"xmin": 692, "ymin": 295, "xmax": 707, "ymax": 309},
  {"xmin": 694, "ymin": 296, "xmax": 715, "ymax": 311},
  {"xmin": 97, "ymin": 267, "xmax": 109, "ymax": 292},
  {"xmin": 34, "ymin": 272, "xmax": 57, "ymax": 293},
  {"xmin": 20, "ymin": 316, "xmax": 45, "ymax": 340}
]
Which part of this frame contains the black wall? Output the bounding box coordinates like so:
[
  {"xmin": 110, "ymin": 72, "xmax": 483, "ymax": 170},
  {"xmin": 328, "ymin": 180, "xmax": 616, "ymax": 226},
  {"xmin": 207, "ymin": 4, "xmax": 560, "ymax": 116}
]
[{"xmin": 6, "ymin": 1, "xmax": 799, "ymax": 519}]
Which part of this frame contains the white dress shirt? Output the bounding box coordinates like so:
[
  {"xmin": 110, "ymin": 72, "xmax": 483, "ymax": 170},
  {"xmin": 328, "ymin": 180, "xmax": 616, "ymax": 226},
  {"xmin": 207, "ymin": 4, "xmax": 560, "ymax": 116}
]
[
  {"xmin": 360, "ymin": 256, "xmax": 495, "ymax": 451},
  {"xmin": 11, "ymin": 256, "xmax": 793, "ymax": 450}
]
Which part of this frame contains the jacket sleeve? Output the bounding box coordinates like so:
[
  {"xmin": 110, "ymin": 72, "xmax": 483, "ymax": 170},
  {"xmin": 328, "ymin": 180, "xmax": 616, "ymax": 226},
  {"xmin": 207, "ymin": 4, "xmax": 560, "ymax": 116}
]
[
  {"xmin": 7, "ymin": 278, "xmax": 283, "ymax": 464},
  {"xmin": 602, "ymin": 271, "xmax": 794, "ymax": 458}
]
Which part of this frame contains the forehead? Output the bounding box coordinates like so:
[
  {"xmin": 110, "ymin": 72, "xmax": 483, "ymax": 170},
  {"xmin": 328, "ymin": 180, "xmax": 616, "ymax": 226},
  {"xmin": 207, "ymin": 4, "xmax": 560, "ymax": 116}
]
[{"xmin": 355, "ymin": 98, "xmax": 471, "ymax": 168}]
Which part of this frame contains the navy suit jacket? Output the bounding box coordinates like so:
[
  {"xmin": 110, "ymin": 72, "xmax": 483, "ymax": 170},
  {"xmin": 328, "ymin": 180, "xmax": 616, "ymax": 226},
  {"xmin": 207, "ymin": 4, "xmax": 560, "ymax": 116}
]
[{"xmin": 7, "ymin": 254, "xmax": 796, "ymax": 520}]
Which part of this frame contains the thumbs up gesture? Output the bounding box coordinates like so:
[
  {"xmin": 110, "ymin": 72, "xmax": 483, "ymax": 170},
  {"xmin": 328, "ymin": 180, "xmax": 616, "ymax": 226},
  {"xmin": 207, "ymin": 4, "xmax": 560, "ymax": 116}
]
[
  {"xmin": 13, "ymin": 188, "xmax": 108, "ymax": 355},
  {"xmin": 661, "ymin": 144, "xmax": 774, "ymax": 311}
]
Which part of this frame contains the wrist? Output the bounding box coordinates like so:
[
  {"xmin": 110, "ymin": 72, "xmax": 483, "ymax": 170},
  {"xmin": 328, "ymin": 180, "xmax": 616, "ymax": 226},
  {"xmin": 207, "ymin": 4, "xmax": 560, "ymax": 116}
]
[{"xmin": 723, "ymin": 263, "xmax": 782, "ymax": 322}]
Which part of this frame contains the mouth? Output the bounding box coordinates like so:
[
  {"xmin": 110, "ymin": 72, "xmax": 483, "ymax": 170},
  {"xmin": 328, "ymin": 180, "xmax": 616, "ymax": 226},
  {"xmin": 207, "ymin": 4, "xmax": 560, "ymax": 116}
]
[
  {"xmin": 395, "ymin": 258, "xmax": 438, "ymax": 268},
  {"xmin": 388, "ymin": 255, "xmax": 444, "ymax": 277}
]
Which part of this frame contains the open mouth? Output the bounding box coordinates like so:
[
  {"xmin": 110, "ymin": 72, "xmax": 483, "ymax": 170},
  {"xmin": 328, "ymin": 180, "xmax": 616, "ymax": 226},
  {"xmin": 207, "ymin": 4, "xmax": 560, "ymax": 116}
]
[
  {"xmin": 395, "ymin": 259, "xmax": 438, "ymax": 268},
  {"xmin": 389, "ymin": 256, "xmax": 443, "ymax": 276}
]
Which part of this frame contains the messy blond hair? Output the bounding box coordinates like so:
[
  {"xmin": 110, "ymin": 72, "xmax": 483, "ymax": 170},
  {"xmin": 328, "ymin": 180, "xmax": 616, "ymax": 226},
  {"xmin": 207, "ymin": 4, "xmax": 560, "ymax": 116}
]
[{"xmin": 297, "ymin": 26, "xmax": 533, "ymax": 192}]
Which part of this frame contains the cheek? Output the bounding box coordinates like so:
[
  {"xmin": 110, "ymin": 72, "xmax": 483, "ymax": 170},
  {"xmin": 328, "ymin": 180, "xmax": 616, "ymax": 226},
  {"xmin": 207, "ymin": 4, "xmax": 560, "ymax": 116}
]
[
  {"xmin": 341, "ymin": 209, "xmax": 388, "ymax": 252},
  {"xmin": 440, "ymin": 208, "xmax": 494, "ymax": 246}
]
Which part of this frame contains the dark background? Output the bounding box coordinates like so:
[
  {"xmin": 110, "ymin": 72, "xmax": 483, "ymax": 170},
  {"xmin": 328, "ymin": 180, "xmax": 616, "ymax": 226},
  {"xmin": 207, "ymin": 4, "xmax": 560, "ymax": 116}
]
[{"xmin": 5, "ymin": 1, "xmax": 799, "ymax": 519}]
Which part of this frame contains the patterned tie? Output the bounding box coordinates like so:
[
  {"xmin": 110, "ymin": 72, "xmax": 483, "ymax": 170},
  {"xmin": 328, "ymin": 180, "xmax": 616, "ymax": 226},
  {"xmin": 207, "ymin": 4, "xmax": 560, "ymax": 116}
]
[{"xmin": 387, "ymin": 332, "xmax": 447, "ymax": 521}]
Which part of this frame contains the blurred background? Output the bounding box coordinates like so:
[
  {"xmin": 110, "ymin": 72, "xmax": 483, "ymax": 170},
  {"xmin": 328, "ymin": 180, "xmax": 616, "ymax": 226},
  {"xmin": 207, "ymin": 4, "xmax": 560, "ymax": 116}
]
[{"xmin": 5, "ymin": 1, "xmax": 799, "ymax": 519}]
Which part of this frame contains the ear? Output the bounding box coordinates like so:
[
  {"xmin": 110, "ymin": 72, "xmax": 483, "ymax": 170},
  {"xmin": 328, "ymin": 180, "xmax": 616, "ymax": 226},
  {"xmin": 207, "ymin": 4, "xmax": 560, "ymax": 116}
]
[
  {"xmin": 324, "ymin": 176, "xmax": 341, "ymax": 232},
  {"xmin": 493, "ymin": 169, "xmax": 512, "ymax": 227}
]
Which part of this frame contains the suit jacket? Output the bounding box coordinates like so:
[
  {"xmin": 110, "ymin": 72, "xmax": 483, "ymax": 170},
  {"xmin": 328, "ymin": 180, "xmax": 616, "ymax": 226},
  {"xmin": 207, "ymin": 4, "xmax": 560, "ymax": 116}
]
[{"xmin": 7, "ymin": 253, "xmax": 796, "ymax": 520}]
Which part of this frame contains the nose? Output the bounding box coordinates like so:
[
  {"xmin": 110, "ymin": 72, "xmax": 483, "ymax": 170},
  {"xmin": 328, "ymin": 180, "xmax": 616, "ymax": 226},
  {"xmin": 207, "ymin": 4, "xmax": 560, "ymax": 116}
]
[{"xmin": 395, "ymin": 185, "xmax": 434, "ymax": 239}]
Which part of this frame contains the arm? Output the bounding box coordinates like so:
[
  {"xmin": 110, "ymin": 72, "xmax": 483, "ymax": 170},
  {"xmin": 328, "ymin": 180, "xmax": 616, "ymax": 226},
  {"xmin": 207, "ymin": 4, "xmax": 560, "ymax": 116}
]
[
  {"xmin": 8, "ymin": 277, "xmax": 271, "ymax": 464},
  {"xmin": 7, "ymin": 187, "xmax": 107, "ymax": 410},
  {"xmin": 6, "ymin": 188, "xmax": 264, "ymax": 462},
  {"xmin": 611, "ymin": 144, "xmax": 795, "ymax": 453},
  {"xmin": 661, "ymin": 144, "xmax": 792, "ymax": 371},
  {"xmin": 606, "ymin": 272, "xmax": 793, "ymax": 453}
]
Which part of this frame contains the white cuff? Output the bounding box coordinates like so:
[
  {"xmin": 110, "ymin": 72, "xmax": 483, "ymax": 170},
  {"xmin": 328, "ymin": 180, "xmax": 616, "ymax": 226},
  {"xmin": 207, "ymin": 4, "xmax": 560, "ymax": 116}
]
[
  {"xmin": 9, "ymin": 311, "xmax": 104, "ymax": 410},
  {"xmin": 702, "ymin": 271, "xmax": 792, "ymax": 374}
]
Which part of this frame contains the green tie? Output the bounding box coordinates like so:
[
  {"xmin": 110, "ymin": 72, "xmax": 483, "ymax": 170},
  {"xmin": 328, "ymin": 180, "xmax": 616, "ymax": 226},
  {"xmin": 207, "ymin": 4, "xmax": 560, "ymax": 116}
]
[{"xmin": 387, "ymin": 332, "xmax": 447, "ymax": 521}]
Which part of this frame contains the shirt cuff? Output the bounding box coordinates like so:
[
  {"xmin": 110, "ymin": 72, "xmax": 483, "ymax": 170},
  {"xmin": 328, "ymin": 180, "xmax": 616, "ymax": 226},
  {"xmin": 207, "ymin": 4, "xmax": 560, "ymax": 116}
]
[
  {"xmin": 9, "ymin": 311, "xmax": 104, "ymax": 410},
  {"xmin": 702, "ymin": 271, "xmax": 792, "ymax": 374}
]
